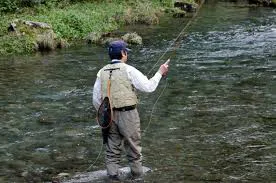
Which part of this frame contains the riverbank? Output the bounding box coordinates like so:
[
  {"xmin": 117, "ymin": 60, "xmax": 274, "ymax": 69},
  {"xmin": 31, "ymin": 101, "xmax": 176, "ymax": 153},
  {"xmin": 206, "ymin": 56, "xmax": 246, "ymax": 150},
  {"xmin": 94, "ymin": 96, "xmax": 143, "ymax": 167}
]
[
  {"xmin": 0, "ymin": 0, "xmax": 199, "ymax": 56},
  {"xmin": 1, "ymin": 0, "xmax": 275, "ymax": 56}
]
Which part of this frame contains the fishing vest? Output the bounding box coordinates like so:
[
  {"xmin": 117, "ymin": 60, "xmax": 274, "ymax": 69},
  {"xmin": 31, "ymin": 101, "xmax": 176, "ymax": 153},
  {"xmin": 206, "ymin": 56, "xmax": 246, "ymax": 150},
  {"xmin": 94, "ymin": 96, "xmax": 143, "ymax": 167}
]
[{"xmin": 100, "ymin": 62, "xmax": 138, "ymax": 109}]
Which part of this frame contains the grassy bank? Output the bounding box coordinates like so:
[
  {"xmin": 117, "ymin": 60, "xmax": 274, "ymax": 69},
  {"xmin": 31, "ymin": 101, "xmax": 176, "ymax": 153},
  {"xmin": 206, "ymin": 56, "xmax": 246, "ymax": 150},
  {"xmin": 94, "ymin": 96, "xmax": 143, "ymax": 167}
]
[{"xmin": 0, "ymin": 0, "xmax": 181, "ymax": 56}]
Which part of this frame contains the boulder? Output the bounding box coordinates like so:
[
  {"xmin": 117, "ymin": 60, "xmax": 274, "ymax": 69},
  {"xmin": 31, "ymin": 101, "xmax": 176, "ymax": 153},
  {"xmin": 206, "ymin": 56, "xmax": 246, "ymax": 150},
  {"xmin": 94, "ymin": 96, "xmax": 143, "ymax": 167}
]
[
  {"xmin": 165, "ymin": 7, "xmax": 187, "ymax": 18},
  {"xmin": 7, "ymin": 19, "xmax": 65, "ymax": 52},
  {"xmin": 62, "ymin": 166, "xmax": 151, "ymax": 183},
  {"xmin": 174, "ymin": 0, "xmax": 198, "ymax": 12},
  {"xmin": 36, "ymin": 30, "xmax": 56, "ymax": 51},
  {"xmin": 85, "ymin": 32, "xmax": 102, "ymax": 44},
  {"xmin": 121, "ymin": 32, "xmax": 142, "ymax": 45},
  {"xmin": 8, "ymin": 23, "xmax": 16, "ymax": 32},
  {"xmin": 248, "ymin": 0, "xmax": 275, "ymax": 6},
  {"xmin": 85, "ymin": 32, "xmax": 143, "ymax": 45},
  {"xmin": 24, "ymin": 21, "xmax": 51, "ymax": 29}
]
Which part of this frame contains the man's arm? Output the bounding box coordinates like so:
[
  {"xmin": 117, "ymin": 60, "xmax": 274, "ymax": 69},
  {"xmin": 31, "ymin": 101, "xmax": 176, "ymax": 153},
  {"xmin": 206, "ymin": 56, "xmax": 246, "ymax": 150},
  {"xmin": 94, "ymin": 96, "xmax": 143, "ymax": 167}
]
[
  {"xmin": 92, "ymin": 77, "xmax": 101, "ymax": 110},
  {"xmin": 126, "ymin": 65, "xmax": 163, "ymax": 93}
]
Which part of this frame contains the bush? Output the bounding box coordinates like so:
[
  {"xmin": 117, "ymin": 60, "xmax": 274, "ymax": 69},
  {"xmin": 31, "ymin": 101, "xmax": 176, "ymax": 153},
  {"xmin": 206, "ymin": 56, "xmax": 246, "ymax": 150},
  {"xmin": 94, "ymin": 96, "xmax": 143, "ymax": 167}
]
[
  {"xmin": 0, "ymin": 0, "xmax": 180, "ymax": 55},
  {"xmin": 0, "ymin": 0, "xmax": 61, "ymax": 13},
  {"xmin": 0, "ymin": 0, "xmax": 19, "ymax": 13},
  {"xmin": 0, "ymin": 35, "xmax": 35, "ymax": 55},
  {"xmin": 123, "ymin": 1, "xmax": 160, "ymax": 25}
]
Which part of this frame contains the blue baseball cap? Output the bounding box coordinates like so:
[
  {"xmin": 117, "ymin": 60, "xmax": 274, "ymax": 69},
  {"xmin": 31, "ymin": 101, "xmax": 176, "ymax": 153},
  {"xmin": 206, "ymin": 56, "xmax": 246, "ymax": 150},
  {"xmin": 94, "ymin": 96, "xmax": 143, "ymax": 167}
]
[{"xmin": 108, "ymin": 40, "xmax": 131, "ymax": 56}]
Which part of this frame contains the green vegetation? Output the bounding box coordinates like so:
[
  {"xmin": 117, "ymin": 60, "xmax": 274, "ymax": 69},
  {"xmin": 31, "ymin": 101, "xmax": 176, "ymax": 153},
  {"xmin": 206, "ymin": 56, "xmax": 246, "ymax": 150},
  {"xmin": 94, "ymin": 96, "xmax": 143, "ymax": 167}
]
[{"xmin": 0, "ymin": 0, "xmax": 196, "ymax": 56}]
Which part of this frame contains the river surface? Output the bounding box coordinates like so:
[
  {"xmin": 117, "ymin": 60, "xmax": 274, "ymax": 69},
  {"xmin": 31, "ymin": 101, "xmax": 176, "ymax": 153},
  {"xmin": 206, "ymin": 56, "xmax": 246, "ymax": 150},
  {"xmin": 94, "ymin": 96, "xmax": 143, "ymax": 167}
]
[{"xmin": 0, "ymin": 2, "xmax": 275, "ymax": 183}]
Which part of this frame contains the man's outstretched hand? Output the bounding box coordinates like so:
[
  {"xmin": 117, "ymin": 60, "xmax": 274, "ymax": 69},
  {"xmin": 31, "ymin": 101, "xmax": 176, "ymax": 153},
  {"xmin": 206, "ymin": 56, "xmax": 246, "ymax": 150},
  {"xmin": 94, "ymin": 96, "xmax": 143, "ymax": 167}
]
[{"xmin": 158, "ymin": 59, "xmax": 170, "ymax": 76}]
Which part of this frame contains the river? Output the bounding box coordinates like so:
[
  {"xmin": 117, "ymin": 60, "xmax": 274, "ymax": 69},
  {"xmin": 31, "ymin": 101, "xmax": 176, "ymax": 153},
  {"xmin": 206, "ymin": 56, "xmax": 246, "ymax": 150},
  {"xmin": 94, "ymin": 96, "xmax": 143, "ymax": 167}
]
[{"xmin": 0, "ymin": 1, "xmax": 275, "ymax": 182}]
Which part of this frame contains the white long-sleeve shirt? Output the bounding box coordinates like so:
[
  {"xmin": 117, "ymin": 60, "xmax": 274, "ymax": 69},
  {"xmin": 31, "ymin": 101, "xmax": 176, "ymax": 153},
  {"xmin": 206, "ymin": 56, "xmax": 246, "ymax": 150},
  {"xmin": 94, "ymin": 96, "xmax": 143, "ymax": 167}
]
[{"xmin": 92, "ymin": 60, "xmax": 162, "ymax": 110}]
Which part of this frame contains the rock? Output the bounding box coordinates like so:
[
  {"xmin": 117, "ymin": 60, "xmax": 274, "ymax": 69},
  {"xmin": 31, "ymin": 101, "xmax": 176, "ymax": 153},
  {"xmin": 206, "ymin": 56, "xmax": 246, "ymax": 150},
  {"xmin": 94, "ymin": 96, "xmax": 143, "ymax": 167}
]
[
  {"xmin": 174, "ymin": 0, "xmax": 198, "ymax": 12},
  {"xmin": 38, "ymin": 113, "xmax": 56, "ymax": 124},
  {"xmin": 24, "ymin": 21, "xmax": 51, "ymax": 29},
  {"xmin": 8, "ymin": 23, "xmax": 16, "ymax": 32},
  {"xmin": 85, "ymin": 32, "xmax": 102, "ymax": 44},
  {"xmin": 121, "ymin": 32, "xmax": 142, "ymax": 45},
  {"xmin": 37, "ymin": 30, "xmax": 56, "ymax": 51},
  {"xmin": 62, "ymin": 166, "xmax": 151, "ymax": 183},
  {"xmin": 56, "ymin": 38, "xmax": 69, "ymax": 49},
  {"xmin": 167, "ymin": 7, "xmax": 187, "ymax": 18},
  {"xmin": 21, "ymin": 171, "xmax": 29, "ymax": 177},
  {"xmin": 85, "ymin": 32, "xmax": 143, "ymax": 45},
  {"xmin": 58, "ymin": 173, "xmax": 70, "ymax": 178},
  {"xmin": 7, "ymin": 19, "xmax": 62, "ymax": 52},
  {"xmin": 102, "ymin": 37, "xmax": 121, "ymax": 46},
  {"xmin": 248, "ymin": 0, "xmax": 274, "ymax": 6}
]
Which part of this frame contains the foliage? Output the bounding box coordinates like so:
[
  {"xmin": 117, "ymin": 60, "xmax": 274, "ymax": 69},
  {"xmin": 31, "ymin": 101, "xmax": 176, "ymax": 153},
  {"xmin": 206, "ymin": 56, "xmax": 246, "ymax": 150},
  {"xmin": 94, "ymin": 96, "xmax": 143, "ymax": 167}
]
[
  {"xmin": 0, "ymin": 0, "xmax": 195, "ymax": 55},
  {"xmin": 32, "ymin": 2, "xmax": 124, "ymax": 40},
  {"xmin": 0, "ymin": 0, "xmax": 18, "ymax": 13},
  {"xmin": 123, "ymin": 1, "xmax": 161, "ymax": 25},
  {"xmin": 0, "ymin": 35, "xmax": 35, "ymax": 55}
]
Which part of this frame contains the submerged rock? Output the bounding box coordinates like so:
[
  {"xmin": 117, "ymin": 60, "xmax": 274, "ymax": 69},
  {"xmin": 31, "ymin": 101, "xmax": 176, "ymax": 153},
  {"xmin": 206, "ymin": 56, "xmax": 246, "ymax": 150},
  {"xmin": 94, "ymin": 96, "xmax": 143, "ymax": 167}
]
[
  {"xmin": 38, "ymin": 114, "xmax": 56, "ymax": 124},
  {"xmin": 58, "ymin": 173, "xmax": 70, "ymax": 178},
  {"xmin": 62, "ymin": 166, "xmax": 151, "ymax": 183}
]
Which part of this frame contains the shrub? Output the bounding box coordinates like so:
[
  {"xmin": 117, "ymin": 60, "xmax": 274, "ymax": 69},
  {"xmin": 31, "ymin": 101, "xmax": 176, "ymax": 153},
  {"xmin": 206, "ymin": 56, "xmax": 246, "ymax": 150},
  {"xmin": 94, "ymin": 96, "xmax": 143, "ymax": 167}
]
[
  {"xmin": 0, "ymin": 0, "xmax": 19, "ymax": 13},
  {"xmin": 123, "ymin": 1, "xmax": 160, "ymax": 25},
  {"xmin": 0, "ymin": 35, "xmax": 35, "ymax": 55}
]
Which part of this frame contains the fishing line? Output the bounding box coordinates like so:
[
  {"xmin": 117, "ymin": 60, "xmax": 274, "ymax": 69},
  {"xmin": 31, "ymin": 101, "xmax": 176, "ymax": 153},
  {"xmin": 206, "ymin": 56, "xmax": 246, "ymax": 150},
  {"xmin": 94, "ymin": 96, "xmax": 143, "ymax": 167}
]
[
  {"xmin": 86, "ymin": 142, "xmax": 104, "ymax": 171},
  {"xmin": 143, "ymin": 0, "xmax": 205, "ymax": 134},
  {"xmin": 147, "ymin": 0, "xmax": 205, "ymax": 76},
  {"xmin": 87, "ymin": 0, "xmax": 205, "ymax": 170}
]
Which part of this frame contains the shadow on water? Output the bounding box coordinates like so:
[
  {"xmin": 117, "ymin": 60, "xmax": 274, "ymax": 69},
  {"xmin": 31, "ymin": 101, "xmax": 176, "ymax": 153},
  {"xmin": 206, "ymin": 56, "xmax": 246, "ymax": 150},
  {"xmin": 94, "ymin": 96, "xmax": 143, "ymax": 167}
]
[{"xmin": 0, "ymin": 2, "xmax": 275, "ymax": 182}]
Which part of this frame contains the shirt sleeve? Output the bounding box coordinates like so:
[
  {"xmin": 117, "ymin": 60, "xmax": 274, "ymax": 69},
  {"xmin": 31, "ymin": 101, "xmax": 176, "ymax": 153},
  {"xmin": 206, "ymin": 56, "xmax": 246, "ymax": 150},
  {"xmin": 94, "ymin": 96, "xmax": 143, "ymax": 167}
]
[
  {"xmin": 92, "ymin": 71, "xmax": 102, "ymax": 110},
  {"xmin": 126, "ymin": 65, "xmax": 162, "ymax": 93}
]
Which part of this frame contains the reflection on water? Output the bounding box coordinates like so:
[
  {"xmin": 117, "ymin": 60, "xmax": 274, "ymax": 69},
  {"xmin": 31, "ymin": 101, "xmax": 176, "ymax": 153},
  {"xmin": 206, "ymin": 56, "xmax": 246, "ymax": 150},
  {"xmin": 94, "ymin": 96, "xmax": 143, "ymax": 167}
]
[{"xmin": 0, "ymin": 2, "xmax": 275, "ymax": 182}]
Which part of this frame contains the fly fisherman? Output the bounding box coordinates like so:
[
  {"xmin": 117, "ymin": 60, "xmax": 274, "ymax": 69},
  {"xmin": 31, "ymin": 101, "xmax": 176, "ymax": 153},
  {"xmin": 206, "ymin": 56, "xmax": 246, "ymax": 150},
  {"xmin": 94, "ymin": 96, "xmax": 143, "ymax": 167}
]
[{"xmin": 92, "ymin": 40, "xmax": 169, "ymax": 181}]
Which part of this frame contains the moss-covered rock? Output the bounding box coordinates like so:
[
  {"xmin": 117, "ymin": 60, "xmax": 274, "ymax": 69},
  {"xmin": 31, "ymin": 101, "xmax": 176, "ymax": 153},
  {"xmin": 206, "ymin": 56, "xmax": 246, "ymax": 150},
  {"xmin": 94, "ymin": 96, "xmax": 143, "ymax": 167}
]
[
  {"xmin": 6, "ymin": 19, "xmax": 64, "ymax": 53},
  {"xmin": 122, "ymin": 32, "xmax": 142, "ymax": 45},
  {"xmin": 165, "ymin": 0, "xmax": 199, "ymax": 18},
  {"xmin": 174, "ymin": 0, "xmax": 198, "ymax": 12},
  {"xmin": 248, "ymin": 0, "xmax": 276, "ymax": 7},
  {"xmin": 165, "ymin": 7, "xmax": 187, "ymax": 18},
  {"xmin": 85, "ymin": 32, "xmax": 102, "ymax": 44},
  {"xmin": 85, "ymin": 32, "xmax": 142, "ymax": 45}
]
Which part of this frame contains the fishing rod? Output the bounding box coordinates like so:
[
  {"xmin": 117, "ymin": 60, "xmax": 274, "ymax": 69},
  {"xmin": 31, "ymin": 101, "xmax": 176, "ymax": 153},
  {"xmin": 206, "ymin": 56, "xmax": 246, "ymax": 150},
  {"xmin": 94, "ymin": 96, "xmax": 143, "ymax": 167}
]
[
  {"xmin": 147, "ymin": 0, "xmax": 205, "ymax": 76},
  {"xmin": 143, "ymin": 0, "xmax": 205, "ymax": 133},
  {"xmin": 87, "ymin": 0, "xmax": 205, "ymax": 170}
]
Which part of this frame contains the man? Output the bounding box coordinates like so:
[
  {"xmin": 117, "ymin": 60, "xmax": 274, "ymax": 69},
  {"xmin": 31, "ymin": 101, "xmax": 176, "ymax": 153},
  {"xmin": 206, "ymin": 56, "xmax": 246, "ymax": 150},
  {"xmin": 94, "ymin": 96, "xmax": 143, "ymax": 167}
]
[{"xmin": 92, "ymin": 40, "xmax": 169, "ymax": 181}]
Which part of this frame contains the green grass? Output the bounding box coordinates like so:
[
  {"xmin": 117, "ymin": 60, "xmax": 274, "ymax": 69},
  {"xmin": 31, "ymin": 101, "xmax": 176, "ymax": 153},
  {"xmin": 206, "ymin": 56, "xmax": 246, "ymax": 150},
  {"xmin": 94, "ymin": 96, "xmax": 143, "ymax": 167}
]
[{"xmin": 0, "ymin": 0, "xmax": 196, "ymax": 56}]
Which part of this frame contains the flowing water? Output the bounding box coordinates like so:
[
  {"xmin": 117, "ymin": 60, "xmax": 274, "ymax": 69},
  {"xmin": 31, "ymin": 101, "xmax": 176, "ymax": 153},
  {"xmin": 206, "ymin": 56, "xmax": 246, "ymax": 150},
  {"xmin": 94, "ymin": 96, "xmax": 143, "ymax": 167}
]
[{"xmin": 0, "ymin": 2, "xmax": 275, "ymax": 182}]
